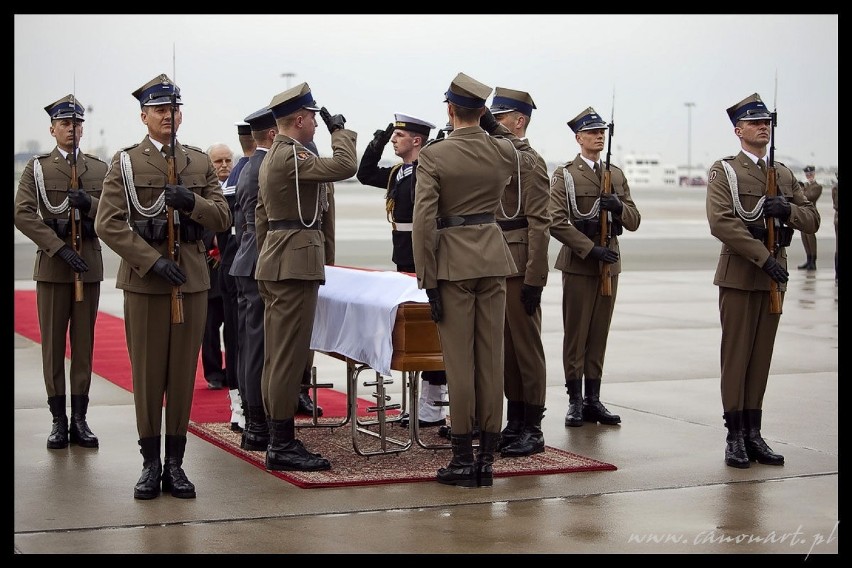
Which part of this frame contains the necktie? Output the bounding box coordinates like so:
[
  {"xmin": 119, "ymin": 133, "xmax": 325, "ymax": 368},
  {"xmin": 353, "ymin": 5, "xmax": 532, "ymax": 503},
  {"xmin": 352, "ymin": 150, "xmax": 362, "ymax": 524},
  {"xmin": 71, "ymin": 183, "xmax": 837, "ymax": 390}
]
[
  {"xmin": 757, "ymin": 158, "xmax": 766, "ymax": 173},
  {"xmin": 162, "ymin": 144, "xmax": 171, "ymax": 158},
  {"xmin": 594, "ymin": 162, "xmax": 602, "ymax": 180}
]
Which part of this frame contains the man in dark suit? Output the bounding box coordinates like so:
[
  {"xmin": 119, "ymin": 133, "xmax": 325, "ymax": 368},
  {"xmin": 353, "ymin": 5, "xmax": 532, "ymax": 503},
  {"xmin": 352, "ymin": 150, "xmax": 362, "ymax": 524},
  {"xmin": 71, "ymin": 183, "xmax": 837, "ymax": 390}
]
[
  {"xmin": 95, "ymin": 74, "xmax": 231, "ymax": 499},
  {"xmin": 255, "ymin": 83, "xmax": 357, "ymax": 471},
  {"xmin": 706, "ymin": 93, "xmax": 819, "ymax": 468},
  {"xmin": 14, "ymin": 95, "xmax": 107, "ymax": 450},
  {"xmin": 412, "ymin": 72, "xmax": 536, "ymax": 487}
]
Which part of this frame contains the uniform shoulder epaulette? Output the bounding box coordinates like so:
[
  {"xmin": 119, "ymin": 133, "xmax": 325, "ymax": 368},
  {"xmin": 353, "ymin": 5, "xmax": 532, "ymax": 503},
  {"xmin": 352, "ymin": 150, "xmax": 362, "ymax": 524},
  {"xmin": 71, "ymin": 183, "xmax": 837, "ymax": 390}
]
[
  {"xmin": 608, "ymin": 163, "xmax": 623, "ymax": 172},
  {"xmin": 83, "ymin": 152, "xmax": 106, "ymax": 163},
  {"xmin": 423, "ymin": 137, "xmax": 446, "ymax": 148},
  {"xmin": 722, "ymin": 155, "xmax": 736, "ymax": 161},
  {"xmin": 121, "ymin": 143, "xmax": 140, "ymax": 151},
  {"xmin": 33, "ymin": 152, "xmax": 51, "ymax": 160},
  {"xmin": 563, "ymin": 160, "xmax": 574, "ymax": 168},
  {"xmin": 182, "ymin": 144, "xmax": 204, "ymax": 153}
]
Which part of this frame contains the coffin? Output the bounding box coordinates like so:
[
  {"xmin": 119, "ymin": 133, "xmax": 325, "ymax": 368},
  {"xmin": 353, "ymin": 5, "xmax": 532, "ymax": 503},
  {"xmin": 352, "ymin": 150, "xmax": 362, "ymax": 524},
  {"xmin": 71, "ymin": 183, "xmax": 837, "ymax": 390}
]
[{"xmin": 390, "ymin": 302, "xmax": 444, "ymax": 372}]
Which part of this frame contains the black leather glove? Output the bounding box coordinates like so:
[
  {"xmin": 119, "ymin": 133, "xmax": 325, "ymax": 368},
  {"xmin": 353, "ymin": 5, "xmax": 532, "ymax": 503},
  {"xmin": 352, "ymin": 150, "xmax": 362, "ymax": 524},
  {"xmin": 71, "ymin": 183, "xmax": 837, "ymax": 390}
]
[
  {"xmin": 164, "ymin": 184, "xmax": 195, "ymax": 211},
  {"xmin": 425, "ymin": 288, "xmax": 442, "ymax": 323},
  {"xmin": 67, "ymin": 189, "xmax": 92, "ymax": 213},
  {"xmin": 520, "ymin": 284, "xmax": 543, "ymax": 316},
  {"xmin": 761, "ymin": 256, "xmax": 789, "ymax": 284},
  {"xmin": 151, "ymin": 257, "xmax": 187, "ymax": 286},
  {"xmin": 588, "ymin": 245, "xmax": 619, "ymax": 264},
  {"xmin": 319, "ymin": 106, "xmax": 346, "ymax": 134},
  {"xmin": 479, "ymin": 109, "xmax": 500, "ymax": 134},
  {"xmin": 56, "ymin": 244, "xmax": 88, "ymax": 273},
  {"xmin": 763, "ymin": 195, "xmax": 791, "ymax": 221},
  {"xmin": 368, "ymin": 123, "xmax": 394, "ymax": 153},
  {"xmin": 436, "ymin": 128, "xmax": 446, "ymax": 141},
  {"xmin": 599, "ymin": 192, "xmax": 623, "ymax": 215}
]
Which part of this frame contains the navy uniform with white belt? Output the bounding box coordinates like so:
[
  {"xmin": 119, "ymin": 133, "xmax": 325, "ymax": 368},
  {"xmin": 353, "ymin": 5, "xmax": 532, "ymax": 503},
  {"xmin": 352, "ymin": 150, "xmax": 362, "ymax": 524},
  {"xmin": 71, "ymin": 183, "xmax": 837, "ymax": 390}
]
[
  {"xmin": 548, "ymin": 106, "xmax": 641, "ymax": 428},
  {"xmin": 706, "ymin": 93, "xmax": 819, "ymax": 468},
  {"xmin": 14, "ymin": 95, "xmax": 107, "ymax": 451},
  {"xmin": 413, "ymin": 72, "xmax": 536, "ymax": 487},
  {"xmin": 488, "ymin": 87, "xmax": 552, "ymax": 457},
  {"xmin": 95, "ymin": 74, "xmax": 232, "ymax": 499},
  {"xmin": 255, "ymin": 83, "xmax": 357, "ymax": 471},
  {"xmin": 356, "ymin": 112, "xmax": 449, "ymax": 427}
]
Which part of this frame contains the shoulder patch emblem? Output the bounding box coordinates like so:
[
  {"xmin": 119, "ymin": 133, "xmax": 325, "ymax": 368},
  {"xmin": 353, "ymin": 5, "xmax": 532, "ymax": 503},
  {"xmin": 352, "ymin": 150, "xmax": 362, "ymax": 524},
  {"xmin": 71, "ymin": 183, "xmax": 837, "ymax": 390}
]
[
  {"xmin": 709, "ymin": 170, "xmax": 717, "ymax": 182},
  {"xmin": 296, "ymin": 151, "xmax": 310, "ymax": 161}
]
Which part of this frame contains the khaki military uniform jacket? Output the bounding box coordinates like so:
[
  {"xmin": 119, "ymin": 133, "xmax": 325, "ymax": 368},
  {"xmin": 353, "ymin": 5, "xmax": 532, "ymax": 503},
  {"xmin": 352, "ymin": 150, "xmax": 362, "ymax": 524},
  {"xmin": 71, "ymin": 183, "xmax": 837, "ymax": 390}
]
[
  {"xmin": 255, "ymin": 130, "xmax": 357, "ymax": 282},
  {"xmin": 803, "ymin": 180, "xmax": 823, "ymax": 205},
  {"xmin": 706, "ymin": 152, "xmax": 820, "ymax": 292},
  {"xmin": 15, "ymin": 148, "xmax": 108, "ymax": 283},
  {"xmin": 549, "ymin": 155, "xmax": 641, "ymax": 275},
  {"xmin": 95, "ymin": 137, "xmax": 231, "ymax": 293},
  {"xmin": 500, "ymin": 145, "xmax": 551, "ymax": 285},
  {"xmin": 413, "ymin": 125, "xmax": 531, "ymax": 289}
]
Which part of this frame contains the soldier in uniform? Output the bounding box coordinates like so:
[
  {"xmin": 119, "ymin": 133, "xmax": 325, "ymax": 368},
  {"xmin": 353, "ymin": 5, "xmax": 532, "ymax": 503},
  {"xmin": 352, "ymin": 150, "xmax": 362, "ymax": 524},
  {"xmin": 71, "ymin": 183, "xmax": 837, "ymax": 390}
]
[
  {"xmin": 14, "ymin": 95, "xmax": 107, "ymax": 450},
  {"xmin": 549, "ymin": 107, "xmax": 641, "ymax": 429},
  {"xmin": 356, "ymin": 112, "xmax": 449, "ymax": 428},
  {"xmin": 706, "ymin": 93, "xmax": 819, "ymax": 468},
  {"xmin": 832, "ymin": 174, "xmax": 838, "ymax": 283},
  {"xmin": 412, "ymin": 72, "xmax": 536, "ymax": 487},
  {"xmin": 487, "ymin": 87, "xmax": 552, "ymax": 458},
  {"xmin": 797, "ymin": 165, "xmax": 823, "ymax": 270},
  {"xmin": 255, "ymin": 83, "xmax": 357, "ymax": 471},
  {"xmin": 94, "ymin": 74, "xmax": 231, "ymax": 499}
]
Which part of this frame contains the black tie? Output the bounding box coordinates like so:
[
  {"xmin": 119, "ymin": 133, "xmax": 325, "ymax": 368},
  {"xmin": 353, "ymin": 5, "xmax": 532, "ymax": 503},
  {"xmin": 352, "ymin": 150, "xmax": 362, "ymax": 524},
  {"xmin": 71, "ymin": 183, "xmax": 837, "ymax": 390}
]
[
  {"xmin": 594, "ymin": 162, "xmax": 602, "ymax": 180},
  {"xmin": 757, "ymin": 158, "xmax": 766, "ymax": 173}
]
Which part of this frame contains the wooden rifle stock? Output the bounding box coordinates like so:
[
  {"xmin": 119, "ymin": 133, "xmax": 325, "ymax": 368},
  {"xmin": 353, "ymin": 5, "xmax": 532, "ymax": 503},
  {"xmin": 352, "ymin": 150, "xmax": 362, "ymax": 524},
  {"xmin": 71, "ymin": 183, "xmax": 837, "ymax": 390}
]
[
  {"xmin": 69, "ymin": 146, "xmax": 84, "ymax": 302},
  {"xmin": 599, "ymin": 169, "xmax": 613, "ymax": 297},
  {"xmin": 765, "ymin": 166, "xmax": 782, "ymax": 314},
  {"xmin": 166, "ymin": 153, "xmax": 185, "ymax": 324}
]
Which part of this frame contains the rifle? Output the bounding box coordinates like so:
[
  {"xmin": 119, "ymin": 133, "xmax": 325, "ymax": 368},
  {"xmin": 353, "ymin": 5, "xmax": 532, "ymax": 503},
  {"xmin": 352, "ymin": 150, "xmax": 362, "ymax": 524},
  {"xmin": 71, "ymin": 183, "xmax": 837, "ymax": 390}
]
[
  {"xmin": 765, "ymin": 98, "xmax": 783, "ymax": 315},
  {"xmin": 599, "ymin": 95, "xmax": 615, "ymax": 297},
  {"xmin": 166, "ymin": 87, "xmax": 185, "ymax": 324},
  {"xmin": 68, "ymin": 96, "xmax": 84, "ymax": 302}
]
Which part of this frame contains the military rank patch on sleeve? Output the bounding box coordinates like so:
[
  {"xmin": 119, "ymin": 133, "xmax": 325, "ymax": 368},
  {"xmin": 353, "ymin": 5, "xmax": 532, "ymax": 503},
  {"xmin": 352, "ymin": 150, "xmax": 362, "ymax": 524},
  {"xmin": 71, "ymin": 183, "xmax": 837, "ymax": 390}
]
[
  {"xmin": 709, "ymin": 170, "xmax": 717, "ymax": 182},
  {"xmin": 297, "ymin": 152, "xmax": 310, "ymax": 161}
]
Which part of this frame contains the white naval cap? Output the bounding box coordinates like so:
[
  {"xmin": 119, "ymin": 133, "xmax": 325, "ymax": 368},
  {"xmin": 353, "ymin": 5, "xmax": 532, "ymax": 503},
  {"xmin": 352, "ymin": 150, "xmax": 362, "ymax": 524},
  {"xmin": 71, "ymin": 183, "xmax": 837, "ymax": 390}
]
[{"xmin": 393, "ymin": 113, "xmax": 436, "ymax": 136}]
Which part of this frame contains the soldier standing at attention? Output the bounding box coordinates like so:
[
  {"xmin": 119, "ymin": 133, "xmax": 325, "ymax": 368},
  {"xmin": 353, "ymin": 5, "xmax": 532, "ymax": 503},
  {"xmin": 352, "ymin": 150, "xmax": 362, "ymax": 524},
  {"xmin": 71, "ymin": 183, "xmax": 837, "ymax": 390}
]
[
  {"xmin": 797, "ymin": 165, "xmax": 822, "ymax": 270},
  {"xmin": 412, "ymin": 72, "xmax": 536, "ymax": 487},
  {"xmin": 706, "ymin": 93, "xmax": 819, "ymax": 468},
  {"xmin": 94, "ymin": 74, "xmax": 231, "ymax": 499},
  {"xmin": 549, "ymin": 107, "xmax": 641, "ymax": 429},
  {"xmin": 356, "ymin": 112, "xmax": 449, "ymax": 428},
  {"xmin": 487, "ymin": 87, "xmax": 552, "ymax": 458},
  {"xmin": 255, "ymin": 83, "xmax": 357, "ymax": 471},
  {"xmin": 15, "ymin": 95, "xmax": 107, "ymax": 450}
]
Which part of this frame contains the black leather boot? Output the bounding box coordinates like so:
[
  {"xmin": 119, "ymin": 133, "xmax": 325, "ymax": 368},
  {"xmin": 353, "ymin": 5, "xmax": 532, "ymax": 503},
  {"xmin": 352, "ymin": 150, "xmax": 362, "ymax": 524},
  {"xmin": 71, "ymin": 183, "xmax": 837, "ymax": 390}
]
[
  {"xmin": 798, "ymin": 256, "xmax": 812, "ymax": 270},
  {"xmin": 436, "ymin": 433, "xmax": 476, "ymax": 487},
  {"xmin": 501, "ymin": 403, "xmax": 545, "ymax": 457},
  {"xmin": 498, "ymin": 400, "xmax": 525, "ymax": 450},
  {"xmin": 564, "ymin": 378, "xmax": 583, "ymax": 427},
  {"xmin": 242, "ymin": 405, "xmax": 270, "ymax": 451},
  {"xmin": 582, "ymin": 378, "xmax": 621, "ymax": 425},
  {"xmin": 46, "ymin": 395, "xmax": 68, "ymax": 449},
  {"xmin": 476, "ymin": 431, "xmax": 501, "ymax": 487},
  {"xmin": 743, "ymin": 409, "xmax": 785, "ymax": 465},
  {"xmin": 266, "ymin": 418, "xmax": 330, "ymax": 471},
  {"xmin": 134, "ymin": 436, "xmax": 162, "ymax": 499},
  {"xmin": 808, "ymin": 256, "xmax": 817, "ymax": 270},
  {"xmin": 162, "ymin": 435, "xmax": 196, "ymax": 498},
  {"xmin": 69, "ymin": 394, "xmax": 99, "ymax": 448},
  {"xmin": 723, "ymin": 411, "xmax": 749, "ymax": 469}
]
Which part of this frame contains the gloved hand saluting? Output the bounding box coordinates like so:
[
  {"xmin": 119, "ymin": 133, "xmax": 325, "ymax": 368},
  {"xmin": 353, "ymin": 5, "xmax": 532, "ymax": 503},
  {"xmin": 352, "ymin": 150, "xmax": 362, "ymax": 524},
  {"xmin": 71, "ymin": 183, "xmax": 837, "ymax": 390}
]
[
  {"xmin": 520, "ymin": 284, "xmax": 543, "ymax": 316},
  {"xmin": 588, "ymin": 245, "xmax": 619, "ymax": 264},
  {"xmin": 151, "ymin": 257, "xmax": 187, "ymax": 286},
  {"xmin": 319, "ymin": 106, "xmax": 346, "ymax": 134},
  {"xmin": 599, "ymin": 192, "xmax": 623, "ymax": 215},
  {"xmin": 67, "ymin": 189, "xmax": 92, "ymax": 213},
  {"xmin": 164, "ymin": 184, "xmax": 195, "ymax": 212},
  {"xmin": 763, "ymin": 195, "xmax": 791, "ymax": 221},
  {"xmin": 368, "ymin": 123, "xmax": 394, "ymax": 153},
  {"xmin": 479, "ymin": 108, "xmax": 500, "ymax": 134},
  {"xmin": 57, "ymin": 244, "xmax": 89, "ymax": 273},
  {"xmin": 761, "ymin": 256, "xmax": 789, "ymax": 284},
  {"xmin": 426, "ymin": 288, "xmax": 443, "ymax": 323}
]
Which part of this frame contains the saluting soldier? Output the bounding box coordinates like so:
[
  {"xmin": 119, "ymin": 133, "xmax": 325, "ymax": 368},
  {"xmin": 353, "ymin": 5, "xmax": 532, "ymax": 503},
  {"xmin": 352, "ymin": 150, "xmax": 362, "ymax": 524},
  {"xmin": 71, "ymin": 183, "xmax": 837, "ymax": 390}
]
[
  {"xmin": 94, "ymin": 74, "xmax": 231, "ymax": 499},
  {"xmin": 487, "ymin": 87, "xmax": 552, "ymax": 458},
  {"xmin": 412, "ymin": 72, "xmax": 536, "ymax": 488},
  {"xmin": 14, "ymin": 95, "xmax": 107, "ymax": 450},
  {"xmin": 797, "ymin": 165, "xmax": 823, "ymax": 270},
  {"xmin": 549, "ymin": 106, "xmax": 641, "ymax": 429},
  {"xmin": 255, "ymin": 83, "xmax": 357, "ymax": 472},
  {"xmin": 706, "ymin": 93, "xmax": 819, "ymax": 468}
]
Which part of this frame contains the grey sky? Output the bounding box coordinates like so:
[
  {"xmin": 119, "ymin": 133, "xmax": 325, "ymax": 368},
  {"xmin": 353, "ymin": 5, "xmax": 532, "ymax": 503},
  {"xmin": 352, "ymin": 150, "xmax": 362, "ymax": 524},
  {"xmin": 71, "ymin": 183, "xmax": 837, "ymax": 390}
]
[{"xmin": 14, "ymin": 14, "xmax": 838, "ymax": 172}]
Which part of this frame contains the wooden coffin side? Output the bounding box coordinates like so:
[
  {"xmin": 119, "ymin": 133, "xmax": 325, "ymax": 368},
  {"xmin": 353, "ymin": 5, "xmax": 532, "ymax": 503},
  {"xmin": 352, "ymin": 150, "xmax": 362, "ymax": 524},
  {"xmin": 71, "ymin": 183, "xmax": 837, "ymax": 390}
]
[{"xmin": 390, "ymin": 302, "xmax": 444, "ymax": 371}]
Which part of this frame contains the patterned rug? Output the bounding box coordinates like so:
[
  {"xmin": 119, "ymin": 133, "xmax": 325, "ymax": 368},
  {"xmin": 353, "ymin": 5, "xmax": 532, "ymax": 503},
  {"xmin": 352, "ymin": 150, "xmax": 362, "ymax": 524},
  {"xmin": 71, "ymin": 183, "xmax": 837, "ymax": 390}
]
[{"xmin": 189, "ymin": 419, "xmax": 617, "ymax": 488}]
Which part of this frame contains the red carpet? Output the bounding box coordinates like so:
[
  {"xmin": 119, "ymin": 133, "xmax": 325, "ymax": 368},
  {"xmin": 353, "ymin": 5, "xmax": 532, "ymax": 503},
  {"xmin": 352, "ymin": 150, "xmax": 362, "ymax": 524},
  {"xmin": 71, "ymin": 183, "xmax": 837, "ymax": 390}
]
[{"xmin": 15, "ymin": 289, "xmax": 617, "ymax": 488}]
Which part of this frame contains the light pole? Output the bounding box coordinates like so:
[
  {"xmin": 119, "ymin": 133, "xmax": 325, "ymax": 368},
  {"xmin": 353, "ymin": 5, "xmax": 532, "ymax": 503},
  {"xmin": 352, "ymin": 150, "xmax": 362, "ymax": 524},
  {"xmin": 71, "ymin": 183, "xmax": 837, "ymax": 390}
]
[
  {"xmin": 281, "ymin": 72, "xmax": 296, "ymax": 89},
  {"xmin": 684, "ymin": 102, "xmax": 695, "ymax": 184}
]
